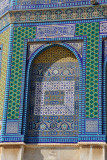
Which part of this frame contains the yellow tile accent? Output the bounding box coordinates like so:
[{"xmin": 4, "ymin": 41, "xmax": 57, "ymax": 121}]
[
  {"xmin": 34, "ymin": 46, "xmax": 78, "ymax": 64},
  {"xmin": 0, "ymin": 28, "xmax": 10, "ymax": 121}
]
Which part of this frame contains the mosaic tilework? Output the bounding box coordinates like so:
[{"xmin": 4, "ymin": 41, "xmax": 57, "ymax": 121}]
[
  {"xmin": 33, "ymin": 79, "xmax": 75, "ymax": 115},
  {"xmin": 3, "ymin": 0, "xmax": 106, "ymax": 18},
  {"xmin": 0, "ymin": 0, "xmax": 10, "ymax": 16},
  {"xmin": 102, "ymin": 39, "xmax": 107, "ymax": 136},
  {"xmin": 27, "ymin": 46, "xmax": 79, "ymax": 137},
  {"xmin": 75, "ymin": 22, "xmax": 99, "ymax": 118},
  {"xmin": 28, "ymin": 43, "xmax": 47, "ymax": 58},
  {"xmin": 0, "ymin": 13, "xmax": 10, "ymax": 30},
  {"xmin": 100, "ymin": 22, "xmax": 107, "ymax": 35},
  {"xmin": 44, "ymin": 90, "xmax": 65, "ymax": 108},
  {"xmin": 6, "ymin": 121, "xmax": 18, "ymax": 134},
  {"xmin": 86, "ymin": 120, "xmax": 98, "ymax": 133},
  {"xmin": 7, "ymin": 26, "xmax": 36, "ymax": 119},
  {"xmin": 0, "ymin": 44, "xmax": 3, "ymax": 76},
  {"xmin": 0, "ymin": 5, "xmax": 107, "ymax": 31},
  {"xmin": 0, "ymin": 28, "xmax": 10, "ymax": 132},
  {"xmin": 7, "ymin": 22, "xmax": 99, "ymax": 121},
  {"xmin": 7, "ymin": 26, "xmax": 81, "ymax": 121},
  {"xmin": 66, "ymin": 41, "xmax": 83, "ymax": 57},
  {"xmin": 103, "ymin": 40, "xmax": 107, "ymax": 59},
  {"xmin": 36, "ymin": 24, "xmax": 75, "ymax": 38},
  {"xmin": 0, "ymin": 121, "xmax": 2, "ymax": 135},
  {"xmin": 28, "ymin": 41, "xmax": 83, "ymax": 59},
  {"xmin": 12, "ymin": 0, "xmax": 107, "ymax": 12},
  {"xmin": 17, "ymin": 0, "xmax": 89, "ymax": 5},
  {"xmin": 9, "ymin": 6, "xmax": 106, "ymax": 24},
  {"xmin": 33, "ymin": 45, "xmax": 77, "ymax": 63}
]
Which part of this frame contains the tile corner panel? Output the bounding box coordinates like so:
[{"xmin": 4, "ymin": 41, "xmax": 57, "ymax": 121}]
[
  {"xmin": 86, "ymin": 119, "xmax": 98, "ymax": 133},
  {"xmin": 100, "ymin": 22, "xmax": 107, "ymax": 35},
  {"xmin": 6, "ymin": 121, "xmax": 18, "ymax": 134}
]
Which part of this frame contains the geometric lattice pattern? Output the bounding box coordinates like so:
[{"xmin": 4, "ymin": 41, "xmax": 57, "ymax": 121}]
[
  {"xmin": 100, "ymin": 22, "xmax": 107, "ymax": 35},
  {"xmin": 86, "ymin": 120, "xmax": 98, "ymax": 133},
  {"xmin": 34, "ymin": 82, "xmax": 75, "ymax": 115},
  {"xmin": 76, "ymin": 22, "xmax": 99, "ymax": 118},
  {"xmin": 7, "ymin": 26, "xmax": 36, "ymax": 119},
  {"xmin": 27, "ymin": 46, "xmax": 79, "ymax": 137},
  {"xmin": 6, "ymin": 121, "xmax": 18, "ymax": 134}
]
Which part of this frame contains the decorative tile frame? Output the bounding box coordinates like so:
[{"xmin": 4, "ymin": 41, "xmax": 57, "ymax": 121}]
[
  {"xmin": 101, "ymin": 37, "xmax": 107, "ymax": 136},
  {"xmin": 102, "ymin": 40, "xmax": 107, "ymax": 136},
  {"xmin": 98, "ymin": 21, "xmax": 107, "ymax": 136},
  {"xmin": 23, "ymin": 42, "xmax": 83, "ymax": 143},
  {"xmin": 1, "ymin": 19, "xmax": 106, "ymax": 143}
]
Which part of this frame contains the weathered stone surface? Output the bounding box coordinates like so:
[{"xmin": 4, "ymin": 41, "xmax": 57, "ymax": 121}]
[
  {"xmin": 0, "ymin": 143, "xmax": 106, "ymax": 160},
  {"xmin": 23, "ymin": 147, "xmax": 80, "ymax": 160},
  {"xmin": 0, "ymin": 145, "xmax": 24, "ymax": 160}
]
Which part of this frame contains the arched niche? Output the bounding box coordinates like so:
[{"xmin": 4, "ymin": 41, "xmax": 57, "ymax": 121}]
[
  {"xmin": 24, "ymin": 44, "xmax": 81, "ymax": 143},
  {"xmin": 102, "ymin": 40, "xmax": 107, "ymax": 136}
]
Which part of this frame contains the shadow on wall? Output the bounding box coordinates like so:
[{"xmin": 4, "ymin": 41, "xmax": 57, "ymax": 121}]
[
  {"xmin": 23, "ymin": 147, "xmax": 80, "ymax": 160},
  {"xmin": 23, "ymin": 148, "xmax": 44, "ymax": 160}
]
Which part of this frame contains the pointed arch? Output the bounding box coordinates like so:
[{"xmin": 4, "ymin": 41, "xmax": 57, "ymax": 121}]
[{"xmin": 23, "ymin": 43, "xmax": 82, "ymax": 143}]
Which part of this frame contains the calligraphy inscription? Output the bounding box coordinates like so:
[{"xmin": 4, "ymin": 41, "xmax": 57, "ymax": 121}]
[{"xmin": 36, "ymin": 24, "xmax": 75, "ymax": 38}]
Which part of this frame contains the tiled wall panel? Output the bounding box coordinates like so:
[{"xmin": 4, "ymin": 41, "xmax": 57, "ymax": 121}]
[{"xmin": 0, "ymin": 28, "xmax": 10, "ymax": 134}]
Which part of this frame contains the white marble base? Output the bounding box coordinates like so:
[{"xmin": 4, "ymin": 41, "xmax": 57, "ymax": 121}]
[{"xmin": 0, "ymin": 142, "xmax": 106, "ymax": 160}]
